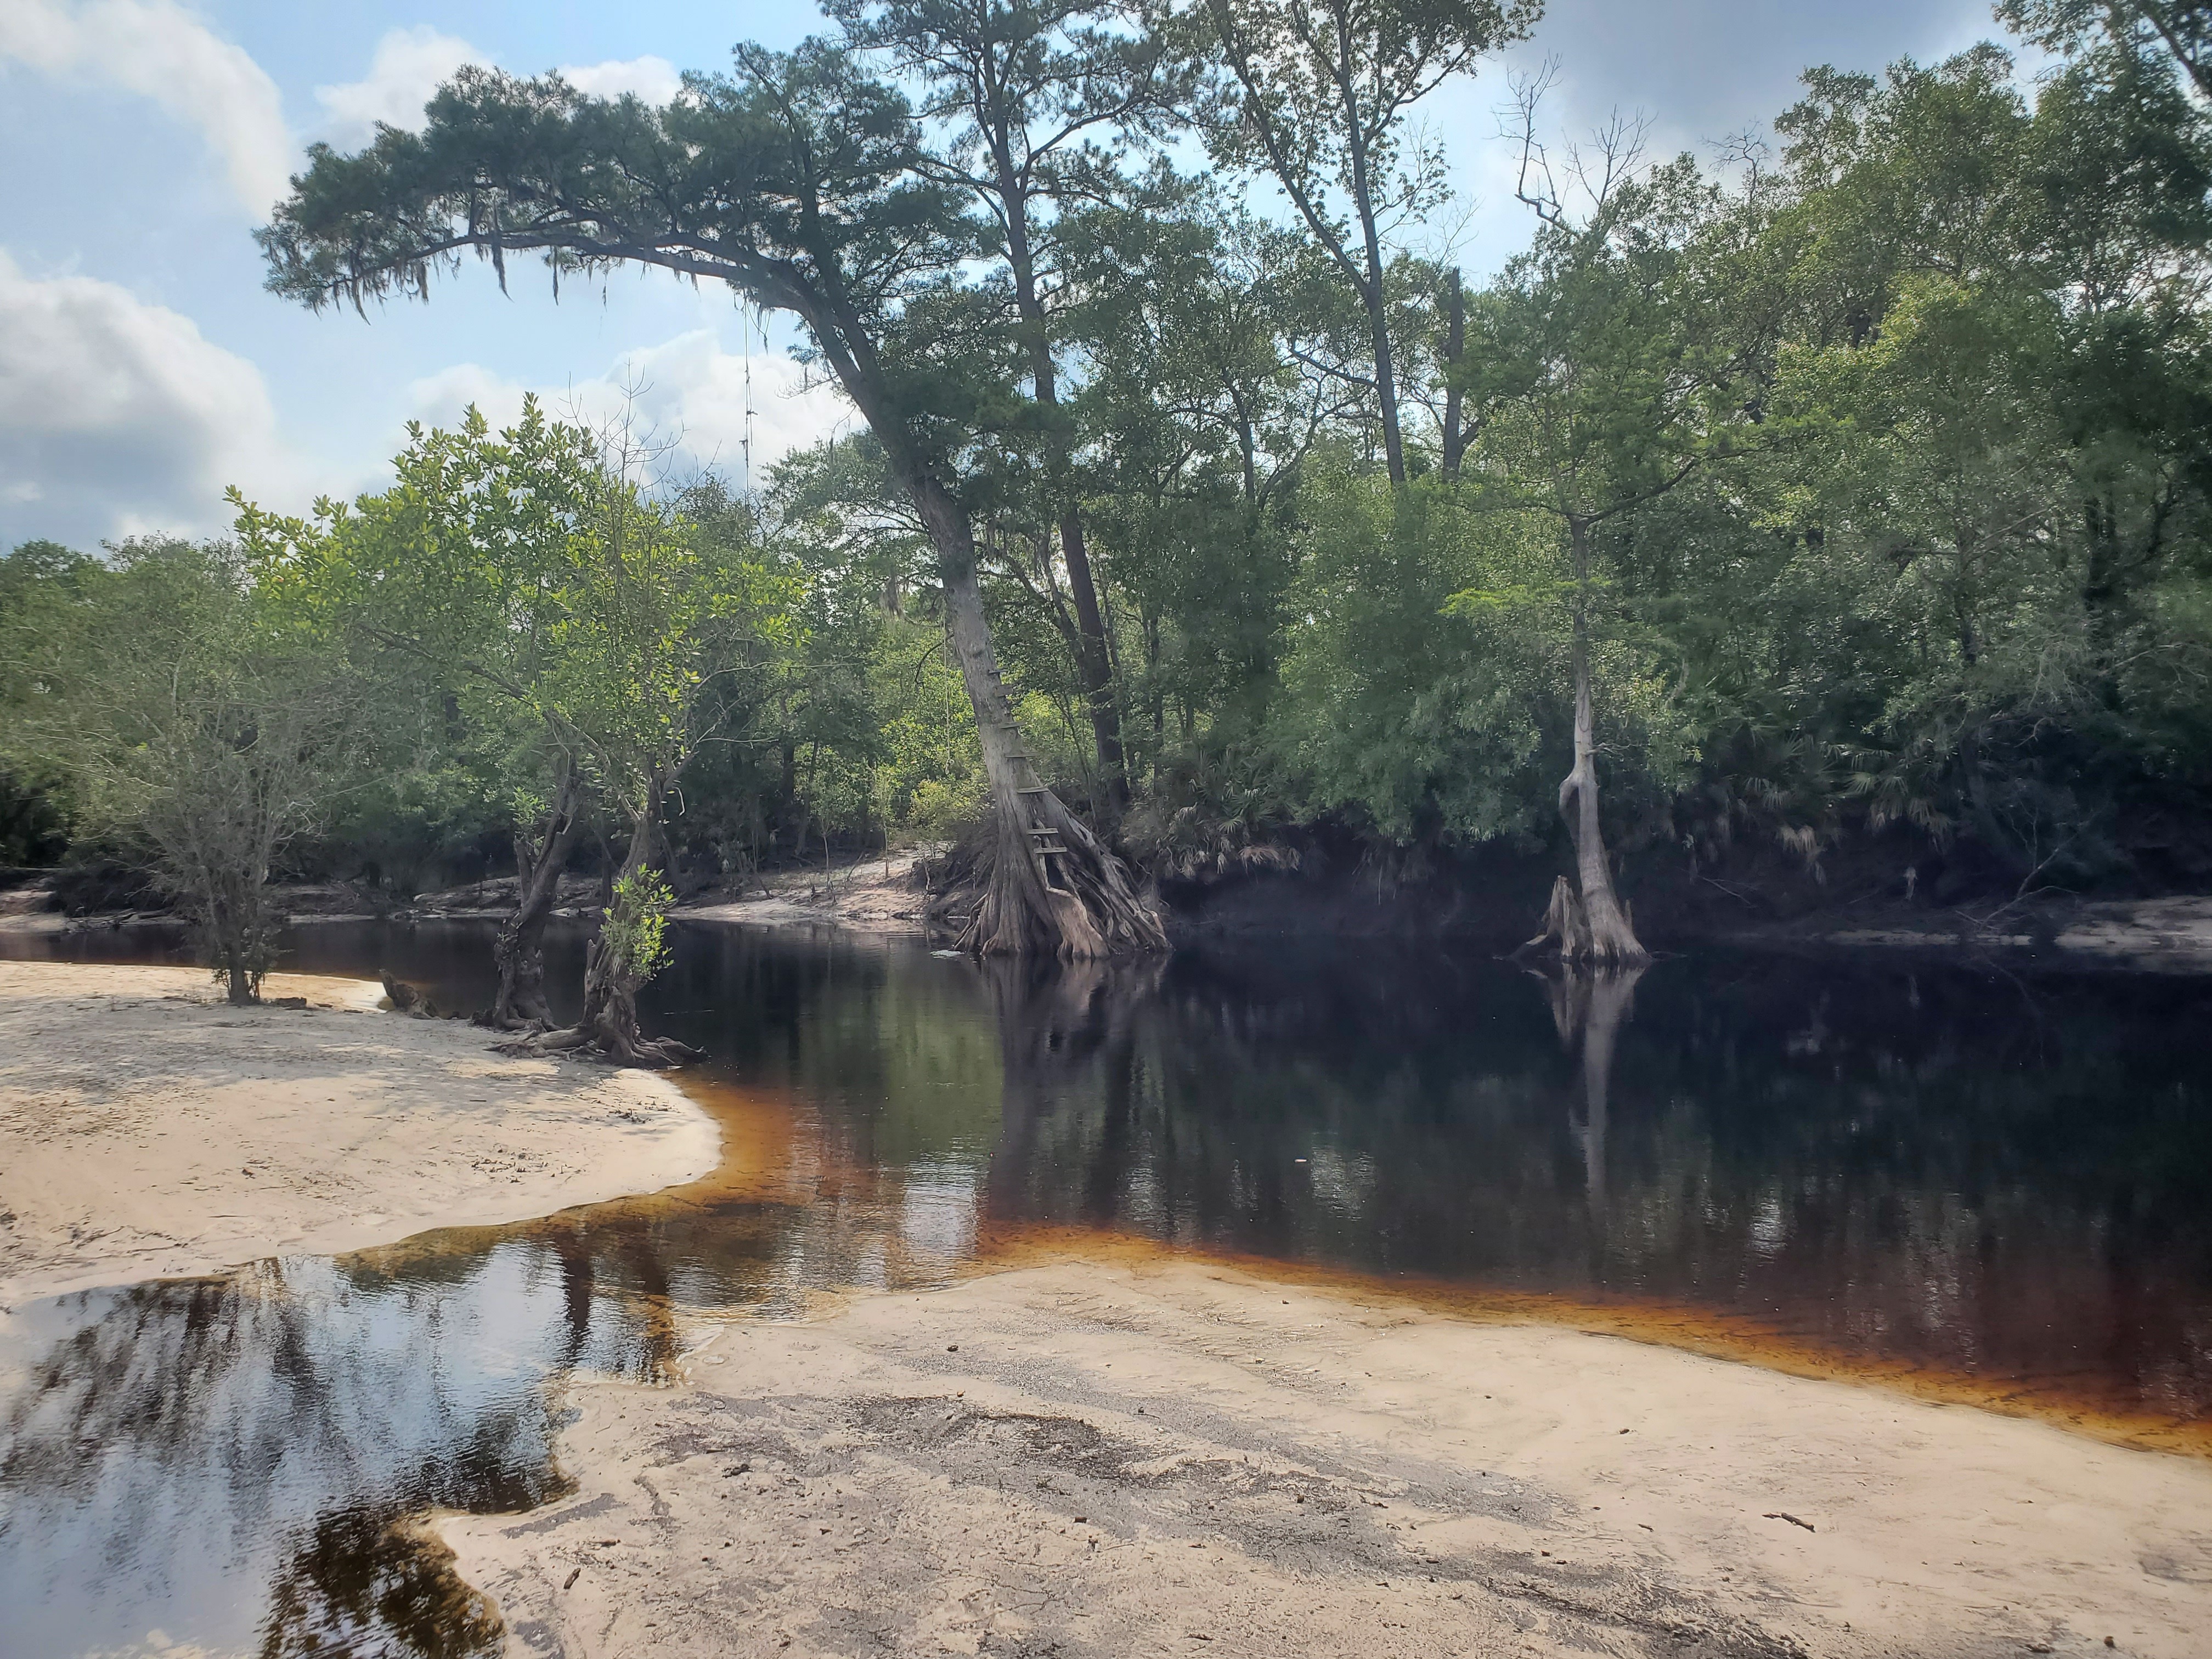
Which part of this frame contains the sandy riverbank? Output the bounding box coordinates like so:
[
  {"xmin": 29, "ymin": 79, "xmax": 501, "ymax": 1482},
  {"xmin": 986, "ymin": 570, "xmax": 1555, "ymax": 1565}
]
[
  {"xmin": 0, "ymin": 963, "xmax": 719, "ymax": 1305},
  {"xmin": 442, "ymin": 1255, "xmax": 2212, "ymax": 1659},
  {"xmin": 674, "ymin": 850, "xmax": 933, "ymax": 938}
]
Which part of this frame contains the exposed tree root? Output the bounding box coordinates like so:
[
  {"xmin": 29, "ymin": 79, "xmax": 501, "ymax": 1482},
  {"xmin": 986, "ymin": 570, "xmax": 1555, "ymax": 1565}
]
[
  {"xmin": 490, "ymin": 938, "xmax": 703, "ymax": 1070},
  {"xmin": 491, "ymin": 789, "xmax": 703, "ymax": 1070},
  {"xmin": 958, "ymin": 789, "xmax": 1166, "ymax": 959},
  {"xmin": 1515, "ymin": 874, "xmax": 1644, "ymax": 965}
]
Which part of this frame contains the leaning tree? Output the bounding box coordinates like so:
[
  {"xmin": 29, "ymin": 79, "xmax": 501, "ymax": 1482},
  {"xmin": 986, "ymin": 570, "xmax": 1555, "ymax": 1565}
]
[
  {"xmin": 827, "ymin": 0, "xmax": 1192, "ymax": 820},
  {"xmin": 257, "ymin": 42, "xmax": 1165, "ymax": 958}
]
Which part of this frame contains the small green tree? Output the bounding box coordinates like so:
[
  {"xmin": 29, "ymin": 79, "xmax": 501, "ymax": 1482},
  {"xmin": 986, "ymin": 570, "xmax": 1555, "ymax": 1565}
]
[
  {"xmin": 242, "ymin": 403, "xmax": 801, "ymax": 1062},
  {"xmin": 22, "ymin": 542, "xmax": 357, "ymax": 1003}
]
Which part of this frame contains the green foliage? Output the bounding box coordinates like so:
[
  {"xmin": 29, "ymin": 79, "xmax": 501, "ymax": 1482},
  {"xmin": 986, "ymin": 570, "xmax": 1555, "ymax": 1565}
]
[
  {"xmin": 0, "ymin": 540, "xmax": 99, "ymax": 864},
  {"xmin": 1266, "ymin": 471, "xmax": 1695, "ymax": 846},
  {"xmin": 601, "ymin": 868, "xmax": 675, "ymax": 986},
  {"xmin": 236, "ymin": 403, "xmax": 806, "ymax": 887},
  {"xmin": 1257, "ymin": 33, "xmax": 2212, "ymax": 889},
  {"xmin": 4, "ymin": 538, "xmax": 362, "ymax": 997},
  {"xmin": 18, "ymin": 3, "xmax": 2212, "ymax": 915}
]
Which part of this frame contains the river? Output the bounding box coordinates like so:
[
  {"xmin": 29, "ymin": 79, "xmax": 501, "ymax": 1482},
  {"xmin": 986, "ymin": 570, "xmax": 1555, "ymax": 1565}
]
[{"xmin": 2, "ymin": 919, "xmax": 2209, "ymax": 1656}]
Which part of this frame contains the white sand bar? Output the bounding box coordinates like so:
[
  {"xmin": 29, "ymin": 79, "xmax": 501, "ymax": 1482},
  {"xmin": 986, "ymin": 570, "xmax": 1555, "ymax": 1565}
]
[
  {"xmin": 444, "ymin": 1259, "xmax": 2212, "ymax": 1659},
  {"xmin": 0, "ymin": 962, "xmax": 718, "ymax": 1305}
]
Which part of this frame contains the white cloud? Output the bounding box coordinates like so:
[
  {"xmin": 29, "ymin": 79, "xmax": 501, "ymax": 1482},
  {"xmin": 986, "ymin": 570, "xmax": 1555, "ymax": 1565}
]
[
  {"xmin": 0, "ymin": 14, "xmax": 687, "ymax": 217},
  {"xmin": 0, "ymin": 250, "xmax": 311, "ymax": 548},
  {"xmin": 558, "ymin": 54, "xmax": 684, "ymax": 105},
  {"xmin": 315, "ymin": 28, "xmax": 685, "ymax": 148},
  {"xmin": 0, "ymin": 0, "xmax": 292, "ymax": 213},
  {"xmin": 407, "ymin": 330, "xmax": 854, "ymax": 489},
  {"xmin": 312, "ymin": 24, "xmax": 475, "ymax": 146}
]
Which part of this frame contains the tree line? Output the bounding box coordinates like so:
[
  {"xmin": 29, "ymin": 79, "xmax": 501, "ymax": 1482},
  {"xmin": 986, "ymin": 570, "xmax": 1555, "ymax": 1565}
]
[{"xmin": 5, "ymin": 0, "xmax": 2211, "ymax": 1030}]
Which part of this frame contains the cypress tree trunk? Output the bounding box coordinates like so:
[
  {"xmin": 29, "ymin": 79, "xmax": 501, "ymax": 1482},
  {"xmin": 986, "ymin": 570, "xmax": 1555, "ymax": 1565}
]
[
  {"xmin": 486, "ymin": 757, "xmax": 587, "ymax": 1030},
  {"xmin": 496, "ymin": 776, "xmax": 702, "ymax": 1068},
  {"xmin": 916, "ymin": 477, "xmax": 1167, "ymax": 958},
  {"xmin": 1523, "ymin": 518, "xmax": 1647, "ymax": 964}
]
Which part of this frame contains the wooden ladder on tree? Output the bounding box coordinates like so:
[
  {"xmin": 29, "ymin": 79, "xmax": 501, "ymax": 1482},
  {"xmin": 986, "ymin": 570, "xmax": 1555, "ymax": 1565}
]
[
  {"xmin": 991, "ymin": 671, "xmax": 1071, "ymax": 888},
  {"xmin": 1018, "ymin": 788, "xmax": 1069, "ymax": 888}
]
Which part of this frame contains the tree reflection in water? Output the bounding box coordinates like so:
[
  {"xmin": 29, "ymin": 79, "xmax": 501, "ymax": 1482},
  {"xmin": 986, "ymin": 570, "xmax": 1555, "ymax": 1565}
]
[
  {"xmin": 2, "ymin": 925, "xmax": 2210, "ymax": 1655},
  {"xmin": 964, "ymin": 940, "xmax": 2212, "ymax": 1429},
  {"xmin": 1532, "ymin": 962, "xmax": 1650, "ymax": 1209},
  {"xmin": 1, "ymin": 1259, "xmax": 558, "ymax": 1658},
  {"xmin": 258, "ymin": 1504, "xmax": 504, "ymax": 1659}
]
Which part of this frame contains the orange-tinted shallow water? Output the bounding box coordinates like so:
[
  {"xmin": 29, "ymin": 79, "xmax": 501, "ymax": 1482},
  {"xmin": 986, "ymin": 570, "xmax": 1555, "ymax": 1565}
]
[{"xmin": 3, "ymin": 919, "xmax": 2209, "ymax": 1654}]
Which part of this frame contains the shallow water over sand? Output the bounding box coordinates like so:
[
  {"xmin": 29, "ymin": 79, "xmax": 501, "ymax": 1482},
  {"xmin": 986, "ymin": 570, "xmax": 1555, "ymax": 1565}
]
[{"xmin": 3, "ymin": 921, "xmax": 2209, "ymax": 1655}]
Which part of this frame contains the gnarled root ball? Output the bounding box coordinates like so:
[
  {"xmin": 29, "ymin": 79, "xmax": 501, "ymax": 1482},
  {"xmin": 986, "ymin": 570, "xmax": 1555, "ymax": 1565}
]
[
  {"xmin": 931, "ymin": 796, "xmax": 1167, "ymax": 960},
  {"xmin": 492, "ymin": 1023, "xmax": 703, "ymax": 1069},
  {"xmin": 1515, "ymin": 876, "xmax": 1649, "ymax": 966}
]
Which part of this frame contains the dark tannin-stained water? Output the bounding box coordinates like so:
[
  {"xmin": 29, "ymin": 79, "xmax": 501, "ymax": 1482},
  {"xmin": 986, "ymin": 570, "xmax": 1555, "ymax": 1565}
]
[{"xmin": 3, "ymin": 920, "xmax": 2210, "ymax": 1656}]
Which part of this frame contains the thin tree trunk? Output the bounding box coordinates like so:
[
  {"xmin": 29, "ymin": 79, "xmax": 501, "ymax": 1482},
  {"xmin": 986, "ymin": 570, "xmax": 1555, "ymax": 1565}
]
[
  {"xmin": 1059, "ymin": 506, "xmax": 1128, "ymax": 816},
  {"xmin": 1363, "ymin": 276, "xmax": 1405, "ymax": 487},
  {"xmin": 1526, "ymin": 518, "xmax": 1647, "ymax": 963},
  {"xmin": 222, "ymin": 936, "xmax": 256, "ymax": 1006},
  {"xmin": 1333, "ymin": 16, "xmax": 1406, "ymax": 487},
  {"xmin": 486, "ymin": 754, "xmax": 586, "ymax": 1030},
  {"xmin": 1441, "ymin": 269, "xmax": 1466, "ymax": 481},
  {"xmin": 1232, "ymin": 391, "xmax": 1259, "ymax": 506},
  {"xmin": 991, "ymin": 142, "xmax": 1129, "ymax": 815},
  {"xmin": 201, "ymin": 866, "xmax": 270, "ymax": 1005},
  {"xmin": 777, "ymin": 725, "xmax": 798, "ymax": 859}
]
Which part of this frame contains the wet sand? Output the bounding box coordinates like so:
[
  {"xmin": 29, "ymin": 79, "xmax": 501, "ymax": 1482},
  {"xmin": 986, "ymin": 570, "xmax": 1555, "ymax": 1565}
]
[
  {"xmin": 442, "ymin": 1254, "xmax": 2212, "ymax": 1659},
  {"xmin": 0, "ymin": 963, "xmax": 719, "ymax": 1305}
]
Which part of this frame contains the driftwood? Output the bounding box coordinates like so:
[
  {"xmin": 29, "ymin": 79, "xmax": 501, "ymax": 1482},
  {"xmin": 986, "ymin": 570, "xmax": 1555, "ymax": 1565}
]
[{"xmin": 380, "ymin": 970, "xmax": 461, "ymax": 1019}]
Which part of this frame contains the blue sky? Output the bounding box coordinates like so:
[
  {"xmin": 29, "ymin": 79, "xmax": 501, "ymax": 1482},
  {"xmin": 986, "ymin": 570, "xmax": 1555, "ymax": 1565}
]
[{"xmin": 1, "ymin": 0, "xmax": 2006, "ymax": 551}]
